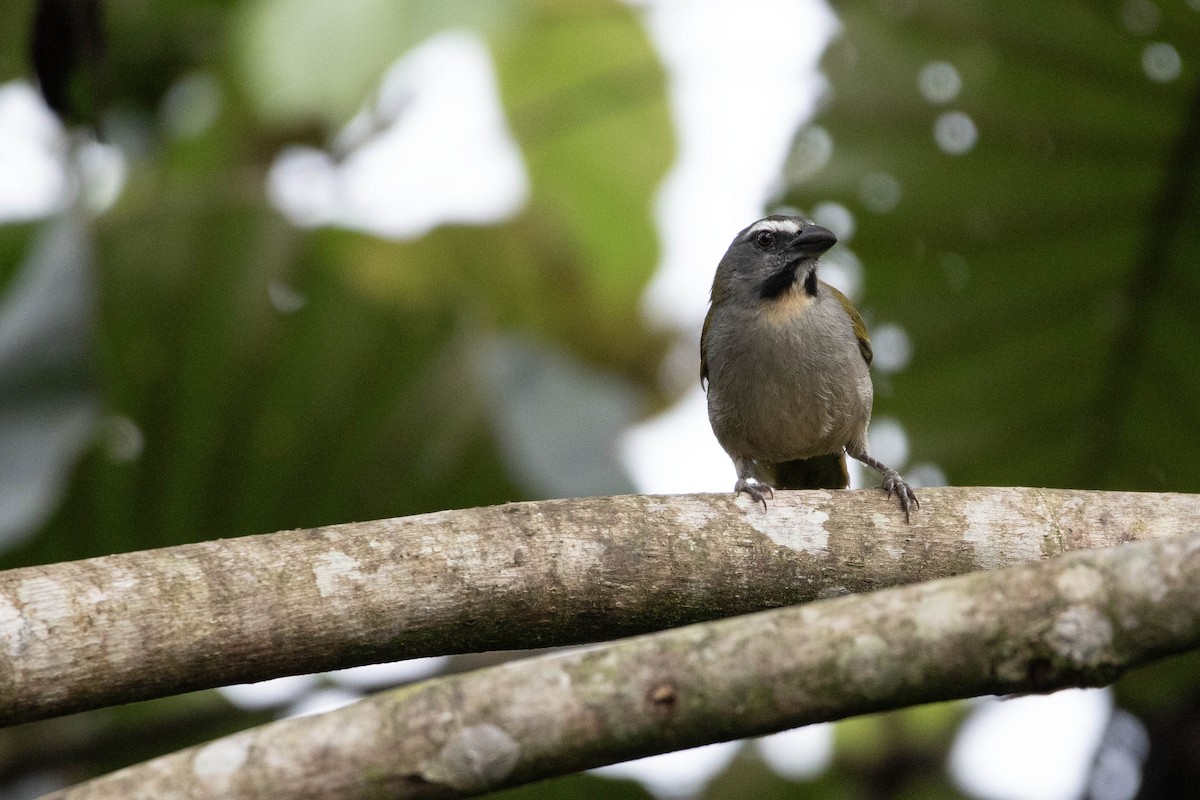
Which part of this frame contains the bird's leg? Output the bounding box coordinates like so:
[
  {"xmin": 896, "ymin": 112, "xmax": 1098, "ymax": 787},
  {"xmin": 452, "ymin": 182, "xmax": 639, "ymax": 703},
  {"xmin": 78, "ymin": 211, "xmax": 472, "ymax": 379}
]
[
  {"xmin": 732, "ymin": 457, "xmax": 773, "ymax": 510},
  {"xmin": 846, "ymin": 448, "xmax": 919, "ymax": 523}
]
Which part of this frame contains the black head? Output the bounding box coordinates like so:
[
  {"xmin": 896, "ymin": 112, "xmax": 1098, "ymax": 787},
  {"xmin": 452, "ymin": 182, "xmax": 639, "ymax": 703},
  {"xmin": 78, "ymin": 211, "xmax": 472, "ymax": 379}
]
[{"xmin": 716, "ymin": 215, "xmax": 838, "ymax": 301}]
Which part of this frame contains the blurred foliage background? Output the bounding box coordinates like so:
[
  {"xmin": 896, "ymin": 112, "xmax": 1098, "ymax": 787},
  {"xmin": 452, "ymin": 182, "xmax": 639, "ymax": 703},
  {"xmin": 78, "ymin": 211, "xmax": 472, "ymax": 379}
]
[{"xmin": 1, "ymin": 0, "xmax": 1198, "ymax": 797}]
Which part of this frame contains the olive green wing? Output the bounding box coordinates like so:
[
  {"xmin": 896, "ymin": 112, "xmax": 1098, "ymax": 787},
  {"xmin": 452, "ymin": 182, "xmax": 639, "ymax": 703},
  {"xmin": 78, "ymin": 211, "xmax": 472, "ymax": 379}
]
[
  {"xmin": 700, "ymin": 302, "xmax": 714, "ymax": 387},
  {"xmin": 824, "ymin": 282, "xmax": 873, "ymax": 366}
]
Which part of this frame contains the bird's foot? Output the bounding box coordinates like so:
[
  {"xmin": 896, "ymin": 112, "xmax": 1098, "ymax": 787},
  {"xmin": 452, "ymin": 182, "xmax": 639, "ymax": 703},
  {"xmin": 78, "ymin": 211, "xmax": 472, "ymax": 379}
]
[
  {"xmin": 879, "ymin": 471, "xmax": 919, "ymax": 524},
  {"xmin": 734, "ymin": 478, "xmax": 774, "ymax": 511}
]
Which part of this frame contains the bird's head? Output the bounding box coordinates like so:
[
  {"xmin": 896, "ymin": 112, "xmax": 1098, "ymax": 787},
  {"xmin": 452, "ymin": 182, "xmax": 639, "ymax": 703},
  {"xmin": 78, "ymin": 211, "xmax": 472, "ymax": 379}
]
[{"xmin": 711, "ymin": 215, "xmax": 838, "ymax": 303}]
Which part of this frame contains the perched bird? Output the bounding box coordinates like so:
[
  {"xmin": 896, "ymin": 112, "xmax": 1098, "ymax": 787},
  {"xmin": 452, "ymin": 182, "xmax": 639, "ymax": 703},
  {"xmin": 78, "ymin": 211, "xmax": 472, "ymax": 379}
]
[{"xmin": 701, "ymin": 214, "xmax": 919, "ymax": 521}]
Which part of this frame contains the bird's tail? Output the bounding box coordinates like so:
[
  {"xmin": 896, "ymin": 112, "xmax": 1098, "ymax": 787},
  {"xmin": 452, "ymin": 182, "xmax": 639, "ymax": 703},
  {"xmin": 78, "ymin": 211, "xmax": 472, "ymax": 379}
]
[{"xmin": 768, "ymin": 453, "xmax": 850, "ymax": 490}]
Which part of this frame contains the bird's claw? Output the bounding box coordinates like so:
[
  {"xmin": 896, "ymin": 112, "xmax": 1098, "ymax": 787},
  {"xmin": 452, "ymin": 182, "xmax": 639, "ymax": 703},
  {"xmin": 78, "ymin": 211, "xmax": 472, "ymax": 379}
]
[
  {"xmin": 734, "ymin": 478, "xmax": 773, "ymax": 510},
  {"xmin": 880, "ymin": 472, "xmax": 919, "ymax": 523}
]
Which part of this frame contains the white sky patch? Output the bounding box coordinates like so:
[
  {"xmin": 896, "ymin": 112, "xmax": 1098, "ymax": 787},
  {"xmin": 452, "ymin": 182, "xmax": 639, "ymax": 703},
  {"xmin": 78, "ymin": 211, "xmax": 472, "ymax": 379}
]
[
  {"xmin": 755, "ymin": 724, "xmax": 834, "ymax": 780},
  {"xmin": 950, "ymin": 689, "xmax": 1112, "ymax": 800},
  {"xmin": 620, "ymin": 385, "xmax": 731, "ymax": 494},
  {"xmin": 592, "ymin": 741, "xmax": 741, "ymax": 799},
  {"xmin": 811, "ymin": 201, "xmax": 854, "ymax": 242},
  {"xmin": 630, "ymin": 0, "xmax": 840, "ymax": 332},
  {"xmin": 284, "ymin": 687, "xmax": 362, "ymax": 718},
  {"xmin": 325, "ymin": 656, "xmax": 449, "ymax": 689},
  {"xmin": 218, "ymin": 674, "xmax": 320, "ymax": 710},
  {"xmin": 0, "ymin": 82, "xmax": 126, "ymax": 220},
  {"xmin": 0, "ymin": 82, "xmax": 69, "ymax": 221},
  {"xmin": 268, "ymin": 29, "xmax": 528, "ymax": 239},
  {"xmin": 866, "ymin": 417, "xmax": 909, "ymax": 469}
]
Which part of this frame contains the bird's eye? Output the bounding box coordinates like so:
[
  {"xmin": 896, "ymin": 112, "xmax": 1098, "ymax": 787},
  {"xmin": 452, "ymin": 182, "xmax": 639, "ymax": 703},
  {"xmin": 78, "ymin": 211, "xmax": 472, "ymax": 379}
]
[{"xmin": 754, "ymin": 230, "xmax": 775, "ymax": 248}]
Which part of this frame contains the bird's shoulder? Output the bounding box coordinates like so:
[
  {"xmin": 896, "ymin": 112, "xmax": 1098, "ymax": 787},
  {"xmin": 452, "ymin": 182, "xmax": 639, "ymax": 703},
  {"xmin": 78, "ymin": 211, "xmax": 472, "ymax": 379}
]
[{"xmin": 819, "ymin": 281, "xmax": 873, "ymax": 366}]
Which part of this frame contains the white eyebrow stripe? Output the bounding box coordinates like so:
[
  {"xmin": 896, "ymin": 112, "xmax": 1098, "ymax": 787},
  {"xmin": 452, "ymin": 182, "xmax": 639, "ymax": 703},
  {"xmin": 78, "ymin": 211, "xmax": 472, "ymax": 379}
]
[{"xmin": 745, "ymin": 218, "xmax": 802, "ymax": 237}]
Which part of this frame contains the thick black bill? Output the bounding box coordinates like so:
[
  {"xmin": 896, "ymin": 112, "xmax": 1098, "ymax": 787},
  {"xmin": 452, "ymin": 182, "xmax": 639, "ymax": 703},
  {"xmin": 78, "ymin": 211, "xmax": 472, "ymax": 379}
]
[{"xmin": 788, "ymin": 224, "xmax": 837, "ymax": 257}]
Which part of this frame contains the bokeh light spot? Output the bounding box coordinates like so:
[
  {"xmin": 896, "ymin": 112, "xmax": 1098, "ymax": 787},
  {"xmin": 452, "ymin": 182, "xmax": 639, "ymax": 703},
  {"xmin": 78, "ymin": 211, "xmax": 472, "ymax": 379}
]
[
  {"xmin": 76, "ymin": 141, "xmax": 126, "ymax": 214},
  {"xmin": 867, "ymin": 418, "xmax": 909, "ymax": 469},
  {"xmin": 859, "ymin": 172, "xmax": 902, "ymax": 213},
  {"xmin": 756, "ymin": 725, "xmax": 833, "ymax": 780},
  {"xmin": 934, "ymin": 111, "xmax": 978, "ymax": 155},
  {"xmin": 100, "ymin": 415, "xmax": 144, "ymax": 464},
  {"xmin": 160, "ymin": 72, "xmax": 222, "ymax": 140},
  {"xmin": 821, "ymin": 246, "xmax": 863, "ymax": 301},
  {"xmin": 871, "ymin": 323, "xmax": 912, "ymax": 373},
  {"xmin": 267, "ymin": 146, "xmax": 338, "ymax": 227},
  {"xmin": 951, "ymin": 689, "xmax": 1112, "ymax": 800},
  {"xmin": 906, "ymin": 463, "xmax": 947, "ymax": 488},
  {"xmin": 1087, "ymin": 710, "xmax": 1148, "ymax": 800},
  {"xmin": 1142, "ymin": 42, "xmax": 1182, "ymax": 82},
  {"xmin": 918, "ymin": 61, "xmax": 962, "ymax": 104},
  {"xmin": 812, "ymin": 201, "xmax": 855, "ymax": 242},
  {"xmin": 786, "ymin": 125, "xmax": 834, "ymax": 182},
  {"xmin": 268, "ymin": 280, "xmax": 307, "ymax": 314}
]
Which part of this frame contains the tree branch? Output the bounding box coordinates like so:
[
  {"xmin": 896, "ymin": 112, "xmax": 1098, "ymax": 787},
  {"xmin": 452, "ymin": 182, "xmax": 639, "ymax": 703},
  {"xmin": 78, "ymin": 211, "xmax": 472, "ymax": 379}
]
[
  {"xmin": 42, "ymin": 528, "xmax": 1200, "ymax": 800},
  {"xmin": 2, "ymin": 488, "xmax": 1198, "ymax": 727}
]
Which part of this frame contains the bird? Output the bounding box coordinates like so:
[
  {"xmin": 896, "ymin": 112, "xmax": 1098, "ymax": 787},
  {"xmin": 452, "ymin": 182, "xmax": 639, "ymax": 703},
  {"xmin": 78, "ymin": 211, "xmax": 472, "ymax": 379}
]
[{"xmin": 700, "ymin": 214, "xmax": 919, "ymax": 522}]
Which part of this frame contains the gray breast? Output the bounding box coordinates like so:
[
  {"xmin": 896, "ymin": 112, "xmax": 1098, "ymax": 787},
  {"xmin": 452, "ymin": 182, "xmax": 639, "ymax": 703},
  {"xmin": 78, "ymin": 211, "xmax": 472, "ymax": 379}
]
[{"xmin": 705, "ymin": 292, "xmax": 873, "ymax": 462}]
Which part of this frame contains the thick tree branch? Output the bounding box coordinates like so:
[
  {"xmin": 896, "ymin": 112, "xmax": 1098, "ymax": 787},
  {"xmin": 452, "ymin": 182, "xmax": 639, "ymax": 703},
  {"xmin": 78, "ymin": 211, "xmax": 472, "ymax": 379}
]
[
  {"xmin": 43, "ymin": 529, "xmax": 1200, "ymax": 800},
  {"xmin": 1, "ymin": 487, "xmax": 1197, "ymax": 726}
]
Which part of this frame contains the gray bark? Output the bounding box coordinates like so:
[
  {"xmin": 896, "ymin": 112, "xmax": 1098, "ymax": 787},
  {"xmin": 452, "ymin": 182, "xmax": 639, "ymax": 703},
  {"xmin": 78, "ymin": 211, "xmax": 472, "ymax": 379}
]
[
  {"xmin": 41, "ymin": 527, "xmax": 1200, "ymax": 800},
  {"xmin": 1, "ymin": 487, "xmax": 1197, "ymax": 726}
]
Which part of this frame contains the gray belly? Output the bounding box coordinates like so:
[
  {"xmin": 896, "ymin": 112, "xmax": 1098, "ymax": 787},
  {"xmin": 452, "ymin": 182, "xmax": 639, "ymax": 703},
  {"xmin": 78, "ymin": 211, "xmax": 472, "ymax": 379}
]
[{"xmin": 706, "ymin": 306, "xmax": 872, "ymax": 462}]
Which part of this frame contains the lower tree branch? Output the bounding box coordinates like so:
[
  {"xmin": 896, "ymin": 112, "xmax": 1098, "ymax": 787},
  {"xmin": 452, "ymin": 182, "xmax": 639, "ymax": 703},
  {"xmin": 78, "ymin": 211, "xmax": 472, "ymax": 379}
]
[
  {"xmin": 43, "ymin": 529, "xmax": 1200, "ymax": 800},
  {"xmin": 1, "ymin": 487, "xmax": 1197, "ymax": 726}
]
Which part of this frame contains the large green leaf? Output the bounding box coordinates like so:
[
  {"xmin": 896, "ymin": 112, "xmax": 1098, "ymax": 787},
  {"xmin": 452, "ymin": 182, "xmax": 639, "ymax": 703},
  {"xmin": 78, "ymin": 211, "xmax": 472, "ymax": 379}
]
[
  {"xmin": 233, "ymin": 0, "xmax": 522, "ymax": 128},
  {"xmin": 788, "ymin": 0, "xmax": 1200, "ymax": 492},
  {"xmin": 5, "ymin": 191, "xmax": 526, "ymax": 567},
  {"xmin": 492, "ymin": 0, "xmax": 672, "ymax": 308},
  {"xmin": 4, "ymin": 0, "xmax": 673, "ymax": 569}
]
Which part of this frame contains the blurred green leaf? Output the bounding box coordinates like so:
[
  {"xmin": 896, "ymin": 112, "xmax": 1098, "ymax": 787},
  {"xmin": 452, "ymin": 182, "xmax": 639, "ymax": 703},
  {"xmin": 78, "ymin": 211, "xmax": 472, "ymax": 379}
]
[
  {"xmin": 0, "ymin": 1, "xmax": 36, "ymax": 84},
  {"xmin": 0, "ymin": 215, "xmax": 98, "ymax": 551},
  {"xmin": 3, "ymin": 0, "xmax": 673, "ymax": 568},
  {"xmin": 234, "ymin": 0, "xmax": 522, "ymax": 127},
  {"xmin": 0, "ymin": 222, "xmax": 39, "ymax": 290},
  {"xmin": 481, "ymin": 335, "xmax": 640, "ymax": 498},
  {"xmin": 494, "ymin": 1, "xmax": 671, "ymax": 308},
  {"xmin": 6, "ymin": 191, "xmax": 530, "ymax": 565},
  {"xmin": 787, "ymin": 0, "xmax": 1200, "ymax": 492}
]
